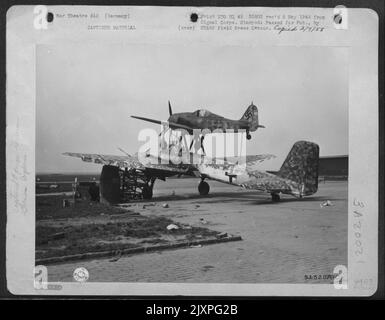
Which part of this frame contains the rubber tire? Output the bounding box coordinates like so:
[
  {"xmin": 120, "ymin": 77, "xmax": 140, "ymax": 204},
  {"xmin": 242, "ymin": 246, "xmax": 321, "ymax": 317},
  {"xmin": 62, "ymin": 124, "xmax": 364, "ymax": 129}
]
[
  {"xmin": 142, "ymin": 185, "xmax": 153, "ymax": 200},
  {"xmin": 198, "ymin": 181, "xmax": 210, "ymax": 196},
  {"xmin": 100, "ymin": 165, "xmax": 121, "ymax": 204},
  {"xmin": 271, "ymin": 193, "xmax": 280, "ymax": 202}
]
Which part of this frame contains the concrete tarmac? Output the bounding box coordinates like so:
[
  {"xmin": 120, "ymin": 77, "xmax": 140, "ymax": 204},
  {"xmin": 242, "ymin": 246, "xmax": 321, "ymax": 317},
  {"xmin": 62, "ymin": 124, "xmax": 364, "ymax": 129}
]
[{"xmin": 46, "ymin": 179, "xmax": 347, "ymax": 284}]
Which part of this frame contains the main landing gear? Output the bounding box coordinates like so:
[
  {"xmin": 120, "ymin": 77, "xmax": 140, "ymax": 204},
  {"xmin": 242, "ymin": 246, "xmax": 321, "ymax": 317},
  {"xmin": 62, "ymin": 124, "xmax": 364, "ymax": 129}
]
[
  {"xmin": 189, "ymin": 135, "xmax": 206, "ymax": 155},
  {"xmin": 271, "ymin": 193, "xmax": 280, "ymax": 202},
  {"xmin": 246, "ymin": 130, "xmax": 252, "ymax": 140},
  {"xmin": 141, "ymin": 182, "xmax": 154, "ymax": 200},
  {"xmin": 198, "ymin": 179, "xmax": 210, "ymax": 196},
  {"xmin": 99, "ymin": 165, "xmax": 156, "ymax": 204}
]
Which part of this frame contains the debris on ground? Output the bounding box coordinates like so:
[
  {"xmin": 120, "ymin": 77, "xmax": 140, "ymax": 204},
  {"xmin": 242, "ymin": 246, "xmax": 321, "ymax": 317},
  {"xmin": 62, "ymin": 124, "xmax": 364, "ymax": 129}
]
[
  {"xmin": 199, "ymin": 218, "xmax": 208, "ymax": 225},
  {"xmin": 320, "ymin": 200, "xmax": 334, "ymax": 208},
  {"xmin": 195, "ymin": 204, "xmax": 200, "ymax": 208},
  {"xmin": 216, "ymin": 232, "xmax": 228, "ymax": 239},
  {"xmin": 162, "ymin": 203, "xmax": 169, "ymax": 208},
  {"xmin": 36, "ymin": 195, "xmax": 224, "ymax": 261},
  {"xmin": 166, "ymin": 224, "xmax": 179, "ymax": 231},
  {"xmin": 201, "ymin": 265, "xmax": 215, "ymax": 272},
  {"xmin": 190, "ymin": 244, "xmax": 202, "ymax": 248}
]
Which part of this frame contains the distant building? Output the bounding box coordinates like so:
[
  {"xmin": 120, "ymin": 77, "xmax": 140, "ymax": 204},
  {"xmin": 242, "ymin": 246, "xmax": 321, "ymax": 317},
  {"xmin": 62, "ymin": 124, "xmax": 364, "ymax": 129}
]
[{"xmin": 319, "ymin": 155, "xmax": 348, "ymax": 179}]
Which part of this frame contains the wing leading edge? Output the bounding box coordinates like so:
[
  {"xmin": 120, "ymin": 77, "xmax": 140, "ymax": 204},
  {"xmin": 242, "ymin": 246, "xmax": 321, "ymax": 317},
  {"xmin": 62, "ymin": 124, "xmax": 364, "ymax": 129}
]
[
  {"xmin": 130, "ymin": 116, "xmax": 193, "ymax": 131},
  {"xmin": 62, "ymin": 152, "xmax": 194, "ymax": 176}
]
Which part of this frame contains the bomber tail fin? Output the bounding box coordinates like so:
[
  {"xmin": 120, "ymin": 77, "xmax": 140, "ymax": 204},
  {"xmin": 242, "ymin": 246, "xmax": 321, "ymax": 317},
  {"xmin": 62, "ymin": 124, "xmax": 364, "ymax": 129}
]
[
  {"xmin": 240, "ymin": 103, "xmax": 265, "ymax": 131},
  {"xmin": 276, "ymin": 141, "xmax": 320, "ymax": 196}
]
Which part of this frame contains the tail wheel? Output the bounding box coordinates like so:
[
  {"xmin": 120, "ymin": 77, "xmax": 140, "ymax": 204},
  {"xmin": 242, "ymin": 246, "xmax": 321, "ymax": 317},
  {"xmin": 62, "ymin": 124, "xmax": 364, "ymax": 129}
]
[
  {"xmin": 198, "ymin": 181, "xmax": 210, "ymax": 196},
  {"xmin": 246, "ymin": 133, "xmax": 252, "ymax": 140},
  {"xmin": 271, "ymin": 193, "xmax": 280, "ymax": 202},
  {"xmin": 142, "ymin": 184, "xmax": 153, "ymax": 200}
]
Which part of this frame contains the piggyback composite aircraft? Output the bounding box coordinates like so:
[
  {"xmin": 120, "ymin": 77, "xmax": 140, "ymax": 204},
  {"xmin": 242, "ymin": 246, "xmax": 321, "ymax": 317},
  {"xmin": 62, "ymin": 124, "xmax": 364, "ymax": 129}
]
[{"xmin": 63, "ymin": 141, "xmax": 320, "ymax": 204}]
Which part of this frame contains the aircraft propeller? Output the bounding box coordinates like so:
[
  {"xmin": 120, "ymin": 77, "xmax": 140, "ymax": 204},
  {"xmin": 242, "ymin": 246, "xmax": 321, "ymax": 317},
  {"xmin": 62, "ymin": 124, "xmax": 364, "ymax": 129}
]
[{"xmin": 168, "ymin": 101, "xmax": 172, "ymax": 116}]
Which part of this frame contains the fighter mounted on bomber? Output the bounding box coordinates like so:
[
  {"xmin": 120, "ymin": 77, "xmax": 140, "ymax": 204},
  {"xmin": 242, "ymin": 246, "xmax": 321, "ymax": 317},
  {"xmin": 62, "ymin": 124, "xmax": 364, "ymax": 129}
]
[{"xmin": 63, "ymin": 100, "xmax": 319, "ymax": 204}]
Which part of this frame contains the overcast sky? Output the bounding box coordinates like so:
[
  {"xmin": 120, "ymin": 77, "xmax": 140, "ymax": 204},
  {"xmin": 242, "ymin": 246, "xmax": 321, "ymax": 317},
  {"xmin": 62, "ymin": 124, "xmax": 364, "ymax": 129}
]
[{"xmin": 36, "ymin": 43, "xmax": 348, "ymax": 173}]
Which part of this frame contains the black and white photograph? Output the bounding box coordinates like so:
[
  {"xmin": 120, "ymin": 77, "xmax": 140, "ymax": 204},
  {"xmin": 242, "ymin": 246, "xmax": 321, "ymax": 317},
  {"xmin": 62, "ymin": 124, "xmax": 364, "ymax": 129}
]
[
  {"xmin": 35, "ymin": 42, "xmax": 349, "ymax": 284},
  {"xmin": 5, "ymin": 5, "xmax": 380, "ymax": 297}
]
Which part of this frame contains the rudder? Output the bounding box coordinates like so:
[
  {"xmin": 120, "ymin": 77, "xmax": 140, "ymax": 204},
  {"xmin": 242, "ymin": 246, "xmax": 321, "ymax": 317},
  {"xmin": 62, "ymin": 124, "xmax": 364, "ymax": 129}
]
[
  {"xmin": 277, "ymin": 141, "xmax": 320, "ymax": 196},
  {"xmin": 240, "ymin": 103, "xmax": 264, "ymax": 130}
]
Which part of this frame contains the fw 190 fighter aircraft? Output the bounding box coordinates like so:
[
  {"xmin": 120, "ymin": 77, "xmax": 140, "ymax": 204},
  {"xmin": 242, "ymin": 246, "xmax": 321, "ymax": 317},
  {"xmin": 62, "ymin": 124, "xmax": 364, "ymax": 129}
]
[
  {"xmin": 131, "ymin": 101, "xmax": 265, "ymax": 140},
  {"xmin": 63, "ymin": 141, "xmax": 319, "ymax": 204}
]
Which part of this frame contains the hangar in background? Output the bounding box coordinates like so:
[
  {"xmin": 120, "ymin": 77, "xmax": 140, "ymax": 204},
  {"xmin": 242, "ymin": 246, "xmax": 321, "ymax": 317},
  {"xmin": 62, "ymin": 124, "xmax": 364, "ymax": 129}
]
[{"xmin": 319, "ymin": 155, "xmax": 348, "ymax": 180}]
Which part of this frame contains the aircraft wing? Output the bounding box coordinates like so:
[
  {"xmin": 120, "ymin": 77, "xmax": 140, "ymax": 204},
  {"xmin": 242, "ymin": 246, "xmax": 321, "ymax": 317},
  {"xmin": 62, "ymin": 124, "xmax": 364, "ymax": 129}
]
[
  {"xmin": 63, "ymin": 152, "xmax": 145, "ymax": 169},
  {"xmin": 131, "ymin": 116, "xmax": 193, "ymax": 132},
  {"xmin": 141, "ymin": 153, "xmax": 197, "ymax": 175},
  {"xmin": 245, "ymin": 154, "xmax": 276, "ymax": 166},
  {"xmin": 144, "ymin": 163, "xmax": 194, "ymax": 175},
  {"xmin": 63, "ymin": 152, "xmax": 196, "ymax": 176},
  {"xmin": 208, "ymin": 154, "xmax": 276, "ymax": 166},
  {"xmin": 196, "ymin": 153, "xmax": 276, "ymax": 182}
]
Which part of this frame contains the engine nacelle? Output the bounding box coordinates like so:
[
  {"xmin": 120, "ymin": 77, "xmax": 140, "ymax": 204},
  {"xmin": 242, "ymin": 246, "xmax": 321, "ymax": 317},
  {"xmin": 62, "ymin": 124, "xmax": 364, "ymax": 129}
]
[{"xmin": 99, "ymin": 165, "xmax": 121, "ymax": 204}]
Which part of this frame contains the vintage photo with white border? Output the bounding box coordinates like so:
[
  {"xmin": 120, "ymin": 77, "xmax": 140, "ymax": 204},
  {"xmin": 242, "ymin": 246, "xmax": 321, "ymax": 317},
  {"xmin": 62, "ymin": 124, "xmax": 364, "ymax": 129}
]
[{"xmin": 6, "ymin": 5, "xmax": 378, "ymax": 296}]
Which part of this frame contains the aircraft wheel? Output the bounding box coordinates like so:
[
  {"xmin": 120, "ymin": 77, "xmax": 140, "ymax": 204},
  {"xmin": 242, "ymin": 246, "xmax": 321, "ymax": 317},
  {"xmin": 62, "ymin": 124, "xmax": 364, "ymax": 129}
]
[
  {"xmin": 142, "ymin": 185, "xmax": 153, "ymax": 200},
  {"xmin": 100, "ymin": 165, "xmax": 121, "ymax": 204},
  {"xmin": 271, "ymin": 193, "xmax": 280, "ymax": 202},
  {"xmin": 246, "ymin": 133, "xmax": 252, "ymax": 140},
  {"xmin": 198, "ymin": 181, "xmax": 210, "ymax": 196}
]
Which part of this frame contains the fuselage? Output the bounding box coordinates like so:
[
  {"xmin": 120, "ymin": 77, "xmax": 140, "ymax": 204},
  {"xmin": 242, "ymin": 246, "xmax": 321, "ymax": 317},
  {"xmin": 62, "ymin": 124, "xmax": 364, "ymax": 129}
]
[
  {"xmin": 168, "ymin": 111, "xmax": 253, "ymax": 133},
  {"xmin": 196, "ymin": 162, "xmax": 309, "ymax": 198}
]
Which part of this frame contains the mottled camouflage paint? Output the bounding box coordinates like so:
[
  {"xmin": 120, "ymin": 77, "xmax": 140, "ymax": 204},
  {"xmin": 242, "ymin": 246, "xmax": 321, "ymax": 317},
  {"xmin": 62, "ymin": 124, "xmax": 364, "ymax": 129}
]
[
  {"xmin": 133, "ymin": 103, "xmax": 264, "ymax": 134},
  {"xmin": 63, "ymin": 141, "xmax": 319, "ymax": 199},
  {"xmin": 63, "ymin": 152, "xmax": 190, "ymax": 175},
  {"xmin": 197, "ymin": 141, "xmax": 319, "ymax": 198},
  {"xmin": 63, "ymin": 151, "xmax": 275, "ymax": 175},
  {"xmin": 276, "ymin": 141, "xmax": 319, "ymax": 196},
  {"xmin": 63, "ymin": 152, "xmax": 145, "ymax": 169}
]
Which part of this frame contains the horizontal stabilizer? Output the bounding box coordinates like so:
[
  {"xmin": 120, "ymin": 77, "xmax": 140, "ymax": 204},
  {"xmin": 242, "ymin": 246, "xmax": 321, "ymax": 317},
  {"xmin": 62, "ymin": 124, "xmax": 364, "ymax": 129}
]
[{"xmin": 225, "ymin": 172, "xmax": 237, "ymax": 177}]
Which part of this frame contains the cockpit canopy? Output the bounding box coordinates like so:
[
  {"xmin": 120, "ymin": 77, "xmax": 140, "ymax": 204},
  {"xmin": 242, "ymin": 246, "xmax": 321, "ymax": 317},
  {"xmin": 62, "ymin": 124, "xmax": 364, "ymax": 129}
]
[{"xmin": 194, "ymin": 109, "xmax": 212, "ymax": 117}]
